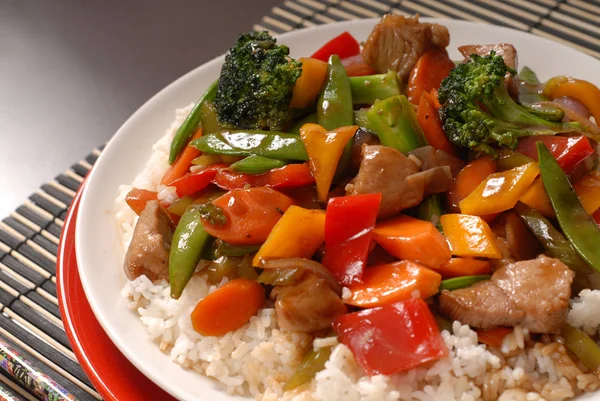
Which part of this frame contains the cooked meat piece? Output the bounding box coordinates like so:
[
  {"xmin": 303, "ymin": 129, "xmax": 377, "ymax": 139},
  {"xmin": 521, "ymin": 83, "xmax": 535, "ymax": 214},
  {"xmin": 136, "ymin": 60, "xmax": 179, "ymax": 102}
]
[
  {"xmin": 124, "ymin": 200, "xmax": 175, "ymax": 281},
  {"xmin": 439, "ymin": 255, "xmax": 574, "ymax": 333},
  {"xmin": 271, "ymin": 273, "xmax": 347, "ymax": 333},
  {"xmin": 406, "ymin": 166, "xmax": 454, "ymax": 197},
  {"xmin": 458, "ymin": 43, "xmax": 518, "ymax": 96},
  {"xmin": 346, "ymin": 145, "xmax": 423, "ymax": 218},
  {"xmin": 362, "ymin": 14, "xmax": 450, "ymax": 80}
]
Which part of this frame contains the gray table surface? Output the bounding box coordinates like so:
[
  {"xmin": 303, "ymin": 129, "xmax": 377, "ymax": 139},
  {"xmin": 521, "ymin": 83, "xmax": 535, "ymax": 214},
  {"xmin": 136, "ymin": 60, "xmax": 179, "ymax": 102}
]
[{"xmin": 1, "ymin": 0, "xmax": 282, "ymax": 218}]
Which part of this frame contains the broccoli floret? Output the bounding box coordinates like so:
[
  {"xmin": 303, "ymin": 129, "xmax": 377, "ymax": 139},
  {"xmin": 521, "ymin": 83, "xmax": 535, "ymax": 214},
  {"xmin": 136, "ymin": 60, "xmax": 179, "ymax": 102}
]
[
  {"xmin": 214, "ymin": 31, "xmax": 302, "ymax": 131},
  {"xmin": 438, "ymin": 52, "xmax": 582, "ymax": 153}
]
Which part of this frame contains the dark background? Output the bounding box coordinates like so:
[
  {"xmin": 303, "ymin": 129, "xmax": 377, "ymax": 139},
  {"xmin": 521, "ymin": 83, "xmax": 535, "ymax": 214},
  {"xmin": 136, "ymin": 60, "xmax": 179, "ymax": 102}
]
[{"xmin": 0, "ymin": 0, "xmax": 282, "ymax": 217}]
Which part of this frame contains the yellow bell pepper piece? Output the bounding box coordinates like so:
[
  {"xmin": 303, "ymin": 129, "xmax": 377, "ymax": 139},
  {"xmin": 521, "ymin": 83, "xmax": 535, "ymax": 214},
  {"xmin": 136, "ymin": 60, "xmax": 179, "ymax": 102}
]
[
  {"xmin": 544, "ymin": 76, "xmax": 600, "ymax": 125},
  {"xmin": 300, "ymin": 123, "xmax": 358, "ymax": 202},
  {"xmin": 459, "ymin": 162, "xmax": 539, "ymax": 216},
  {"xmin": 291, "ymin": 58, "xmax": 329, "ymax": 109},
  {"xmin": 573, "ymin": 170, "xmax": 600, "ymax": 215},
  {"xmin": 253, "ymin": 206, "xmax": 326, "ymax": 266},
  {"xmin": 519, "ymin": 177, "xmax": 555, "ymax": 218},
  {"xmin": 440, "ymin": 214, "xmax": 502, "ymax": 259}
]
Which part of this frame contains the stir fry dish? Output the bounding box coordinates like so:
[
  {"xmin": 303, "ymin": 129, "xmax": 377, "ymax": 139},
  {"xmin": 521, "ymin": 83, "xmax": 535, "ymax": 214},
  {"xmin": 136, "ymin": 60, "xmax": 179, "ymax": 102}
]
[{"xmin": 118, "ymin": 13, "xmax": 600, "ymax": 401}]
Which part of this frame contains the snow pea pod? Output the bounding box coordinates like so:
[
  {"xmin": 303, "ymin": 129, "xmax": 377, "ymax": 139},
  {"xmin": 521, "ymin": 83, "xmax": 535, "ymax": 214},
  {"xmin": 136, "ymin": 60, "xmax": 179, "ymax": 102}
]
[
  {"xmin": 191, "ymin": 131, "xmax": 308, "ymax": 161},
  {"xmin": 230, "ymin": 155, "xmax": 286, "ymax": 175},
  {"xmin": 439, "ymin": 275, "xmax": 491, "ymax": 291},
  {"xmin": 318, "ymin": 55, "xmax": 354, "ymax": 176},
  {"xmin": 538, "ymin": 142, "xmax": 600, "ymax": 273},
  {"xmin": 169, "ymin": 206, "xmax": 212, "ymax": 299},
  {"xmin": 168, "ymin": 80, "xmax": 218, "ymax": 164},
  {"xmin": 562, "ymin": 324, "xmax": 600, "ymax": 372}
]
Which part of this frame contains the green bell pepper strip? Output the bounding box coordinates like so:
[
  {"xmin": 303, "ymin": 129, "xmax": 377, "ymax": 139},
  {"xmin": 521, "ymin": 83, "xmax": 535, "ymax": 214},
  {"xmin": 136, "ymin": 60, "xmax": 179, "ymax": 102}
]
[
  {"xmin": 169, "ymin": 206, "xmax": 212, "ymax": 299},
  {"xmin": 214, "ymin": 240, "xmax": 261, "ymax": 258},
  {"xmin": 230, "ymin": 155, "xmax": 287, "ymax": 175},
  {"xmin": 418, "ymin": 196, "xmax": 444, "ymax": 232},
  {"xmin": 168, "ymin": 80, "xmax": 218, "ymax": 164},
  {"xmin": 191, "ymin": 131, "xmax": 308, "ymax": 161},
  {"xmin": 257, "ymin": 267, "xmax": 304, "ymax": 286},
  {"xmin": 562, "ymin": 324, "xmax": 600, "ymax": 372},
  {"xmin": 440, "ymin": 275, "xmax": 491, "ymax": 291},
  {"xmin": 284, "ymin": 345, "xmax": 333, "ymax": 391},
  {"xmin": 286, "ymin": 113, "xmax": 317, "ymax": 135},
  {"xmin": 348, "ymin": 71, "xmax": 402, "ymax": 105},
  {"xmin": 538, "ymin": 142, "xmax": 600, "ymax": 273},
  {"xmin": 318, "ymin": 55, "xmax": 354, "ymax": 177}
]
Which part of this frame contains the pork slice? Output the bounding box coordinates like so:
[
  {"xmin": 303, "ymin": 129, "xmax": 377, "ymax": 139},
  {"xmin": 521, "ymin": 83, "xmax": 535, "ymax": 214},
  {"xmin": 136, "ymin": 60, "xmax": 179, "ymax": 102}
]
[
  {"xmin": 362, "ymin": 14, "xmax": 450, "ymax": 80},
  {"xmin": 271, "ymin": 274, "xmax": 347, "ymax": 333},
  {"xmin": 439, "ymin": 255, "xmax": 574, "ymax": 333},
  {"xmin": 124, "ymin": 200, "xmax": 175, "ymax": 281},
  {"xmin": 345, "ymin": 145, "xmax": 423, "ymax": 218}
]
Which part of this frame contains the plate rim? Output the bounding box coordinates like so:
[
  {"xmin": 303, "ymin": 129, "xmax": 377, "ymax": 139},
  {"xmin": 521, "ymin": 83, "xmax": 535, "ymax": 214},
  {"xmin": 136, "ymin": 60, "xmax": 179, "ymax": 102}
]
[{"xmin": 75, "ymin": 17, "xmax": 600, "ymax": 401}]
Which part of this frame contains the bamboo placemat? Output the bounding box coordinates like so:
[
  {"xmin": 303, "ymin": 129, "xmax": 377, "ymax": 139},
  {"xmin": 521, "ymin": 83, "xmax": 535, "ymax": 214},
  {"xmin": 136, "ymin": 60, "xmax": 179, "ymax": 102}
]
[{"xmin": 1, "ymin": 1, "xmax": 598, "ymax": 400}]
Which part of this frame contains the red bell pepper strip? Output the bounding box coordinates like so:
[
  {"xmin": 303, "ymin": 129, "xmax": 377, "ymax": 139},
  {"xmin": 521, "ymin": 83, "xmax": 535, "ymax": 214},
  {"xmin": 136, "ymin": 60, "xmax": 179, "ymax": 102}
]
[
  {"xmin": 213, "ymin": 163, "xmax": 315, "ymax": 191},
  {"xmin": 516, "ymin": 136, "xmax": 593, "ymax": 173},
  {"xmin": 322, "ymin": 194, "xmax": 381, "ymax": 285},
  {"xmin": 341, "ymin": 54, "xmax": 376, "ymax": 77},
  {"xmin": 170, "ymin": 164, "xmax": 227, "ymax": 197},
  {"xmin": 311, "ymin": 32, "xmax": 360, "ymax": 62},
  {"xmin": 333, "ymin": 298, "xmax": 448, "ymax": 376}
]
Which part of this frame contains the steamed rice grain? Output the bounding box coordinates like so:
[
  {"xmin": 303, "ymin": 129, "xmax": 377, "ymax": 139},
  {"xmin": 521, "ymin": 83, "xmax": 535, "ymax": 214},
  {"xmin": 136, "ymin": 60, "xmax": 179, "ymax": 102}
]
[{"xmin": 116, "ymin": 106, "xmax": 600, "ymax": 401}]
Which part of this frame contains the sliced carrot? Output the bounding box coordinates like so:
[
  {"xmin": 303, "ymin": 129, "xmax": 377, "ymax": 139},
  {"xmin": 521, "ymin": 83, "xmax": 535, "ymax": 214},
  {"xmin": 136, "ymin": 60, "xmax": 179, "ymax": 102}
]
[
  {"xmin": 161, "ymin": 128, "xmax": 204, "ymax": 186},
  {"xmin": 125, "ymin": 188, "xmax": 159, "ymax": 215},
  {"xmin": 476, "ymin": 327, "xmax": 513, "ymax": 349},
  {"xmin": 437, "ymin": 258, "xmax": 492, "ymax": 279},
  {"xmin": 203, "ymin": 187, "xmax": 293, "ymax": 245},
  {"xmin": 291, "ymin": 57, "xmax": 329, "ymax": 109},
  {"xmin": 345, "ymin": 261, "xmax": 441, "ymax": 308},
  {"xmin": 373, "ymin": 215, "xmax": 451, "ymax": 269},
  {"xmin": 447, "ymin": 156, "xmax": 498, "ymax": 221},
  {"xmin": 341, "ymin": 54, "xmax": 377, "ymax": 77},
  {"xmin": 407, "ymin": 50, "xmax": 456, "ymax": 105},
  {"xmin": 416, "ymin": 91, "xmax": 457, "ymax": 156},
  {"xmin": 191, "ymin": 278, "xmax": 265, "ymax": 336}
]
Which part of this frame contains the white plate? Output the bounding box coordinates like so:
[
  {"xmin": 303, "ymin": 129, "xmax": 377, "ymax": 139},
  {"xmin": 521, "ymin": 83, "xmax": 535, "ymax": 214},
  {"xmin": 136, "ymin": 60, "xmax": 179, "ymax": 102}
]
[{"xmin": 76, "ymin": 18, "xmax": 600, "ymax": 401}]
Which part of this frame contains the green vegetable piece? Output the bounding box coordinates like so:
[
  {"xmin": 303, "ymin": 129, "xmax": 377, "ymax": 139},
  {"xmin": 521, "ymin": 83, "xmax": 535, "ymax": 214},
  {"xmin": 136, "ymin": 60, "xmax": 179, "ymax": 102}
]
[
  {"xmin": 418, "ymin": 196, "xmax": 444, "ymax": 232},
  {"xmin": 318, "ymin": 55, "xmax": 354, "ymax": 177},
  {"xmin": 230, "ymin": 155, "xmax": 286, "ymax": 175},
  {"xmin": 354, "ymin": 109, "xmax": 369, "ymax": 129},
  {"xmin": 192, "ymin": 131, "xmax": 308, "ymax": 161},
  {"xmin": 214, "ymin": 240, "xmax": 261, "ymax": 257},
  {"xmin": 169, "ymin": 207, "xmax": 212, "ymax": 299},
  {"xmin": 214, "ymin": 31, "xmax": 302, "ymax": 131},
  {"xmin": 168, "ymin": 196, "xmax": 196, "ymax": 216},
  {"xmin": 363, "ymin": 95, "xmax": 427, "ymax": 153},
  {"xmin": 196, "ymin": 203, "xmax": 227, "ymax": 227},
  {"xmin": 168, "ymin": 80, "xmax": 218, "ymax": 164},
  {"xmin": 199, "ymin": 100, "xmax": 227, "ymax": 134},
  {"xmin": 562, "ymin": 324, "xmax": 600, "ymax": 372},
  {"xmin": 284, "ymin": 346, "xmax": 333, "ymax": 391},
  {"xmin": 206, "ymin": 255, "xmax": 257, "ymax": 284},
  {"xmin": 348, "ymin": 71, "xmax": 402, "ymax": 105},
  {"xmin": 440, "ymin": 275, "xmax": 491, "ymax": 291},
  {"xmin": 518, "ymin": 66, "xmax": 541, "ymax": 85},
  {"xmin": 522, "ymin": 102, "xmax": 564, "ymax": 122},
  {"xmin": 257, "ymin": 268, "xmax": 305, "ymax": 286},
  {"xmin": 496, "ymin": 149, "xmax": 534, "ymax": 171},
  {"xmin": 538, "ymin": 142, "xmax": 600, "ymax": 273},
  {"xmin": 287, "ymin": 113, "xmax": 317, "ymax": 135},
  {"xmin": 514, "ymin": 203, "xmax": 590, "ymax": 274}
]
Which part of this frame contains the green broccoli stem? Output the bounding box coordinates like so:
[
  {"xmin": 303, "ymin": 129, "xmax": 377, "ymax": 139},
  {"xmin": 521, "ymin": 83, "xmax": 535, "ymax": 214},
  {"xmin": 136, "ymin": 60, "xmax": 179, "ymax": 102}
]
[
  {"xmin": 348, "ymin": 71, "xmax": 402, "ymax": 105},
  {"xmin": 363, "ymin": 95, "xmax": 427, "ymax": 153}
]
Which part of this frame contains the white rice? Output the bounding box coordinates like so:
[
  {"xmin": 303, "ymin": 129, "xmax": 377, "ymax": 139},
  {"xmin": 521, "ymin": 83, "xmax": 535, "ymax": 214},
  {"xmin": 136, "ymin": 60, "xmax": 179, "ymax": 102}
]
[{"xmin": 117, "ymin": 106, "xmax": 600, "ymax": 401}]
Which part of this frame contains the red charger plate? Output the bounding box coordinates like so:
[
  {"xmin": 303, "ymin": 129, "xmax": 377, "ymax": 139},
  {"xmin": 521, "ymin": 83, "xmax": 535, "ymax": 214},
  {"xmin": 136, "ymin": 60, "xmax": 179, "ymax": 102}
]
[{"xmin": 57, "ymin": 180, "xmax": 176, "ymax": 401}]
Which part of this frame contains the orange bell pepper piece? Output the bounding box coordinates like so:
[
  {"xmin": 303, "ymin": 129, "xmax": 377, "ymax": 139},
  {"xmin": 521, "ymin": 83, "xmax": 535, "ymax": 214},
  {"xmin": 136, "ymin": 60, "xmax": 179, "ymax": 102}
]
[
  {"xmin": 447, "ymin": 156, "xmax": 497, "ymax": 221},
  {"xmin": 300, "ymin": 124, "xmax": 358, "ymax": 202},
  {"xmin": 543, "ymin": 76, "xmax": 600, "ymax": 125},
  {"xmin": 253, "ymin": 206, "xmax": 326, "ymax": 266},
  {"xmin": 573, "ymin": 170, "xmax": 600, "ymax": 215},
  {"xmin": 440, "ymin": 214, "xmax": 502, "ymax": 259},
  {"xmin": 519, "ymin": 177, "xmax": 555, "ymax": 218},
  {"xmin": 437, "ymin": 257, "xmax": 492, "ymax": 279},
  {"xmin": 459, "ymin": 162, "xmax": 539, "ymax": 216},
  {"xmin": 373, "ymin": 215, "xmax": 451, "ymax": 269},
  {"xmin": 291, "ymin": 58, "xmax": 329, "ymax": 109},
  {"xmin": 345, "ymin": 260, "xmax": 441, "ymax": 308}
]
